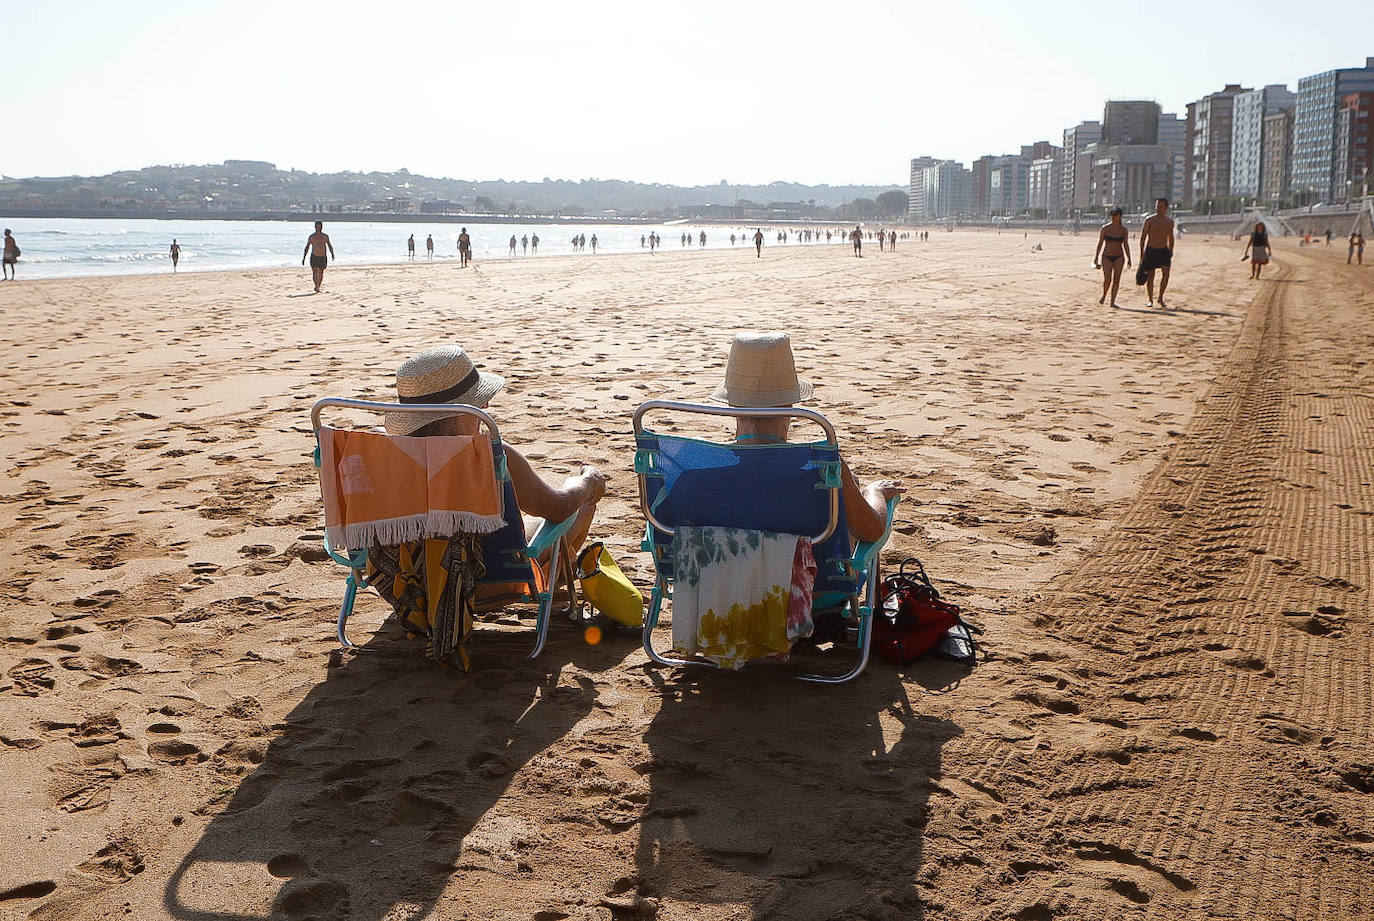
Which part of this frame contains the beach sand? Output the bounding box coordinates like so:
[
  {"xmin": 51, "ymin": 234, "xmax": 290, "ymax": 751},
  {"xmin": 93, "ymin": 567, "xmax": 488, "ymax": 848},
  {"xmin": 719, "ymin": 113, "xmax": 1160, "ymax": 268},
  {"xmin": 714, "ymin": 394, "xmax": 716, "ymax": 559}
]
[{"xmin": 0, "ymin": 232, "xmax": 1370, "ymax": 920}]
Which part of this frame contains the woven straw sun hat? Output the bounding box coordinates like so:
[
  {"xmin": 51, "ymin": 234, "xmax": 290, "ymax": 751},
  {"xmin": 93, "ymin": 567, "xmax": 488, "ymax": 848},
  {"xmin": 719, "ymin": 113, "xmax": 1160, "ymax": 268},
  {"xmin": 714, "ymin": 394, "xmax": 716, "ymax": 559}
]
[
  {"xmin": 709, "ymin": 332, "xmax": 814, "ymax": 407},
  {"xmin": 384, "ymin": 345, "xmax": 506, "ymax": 436}
]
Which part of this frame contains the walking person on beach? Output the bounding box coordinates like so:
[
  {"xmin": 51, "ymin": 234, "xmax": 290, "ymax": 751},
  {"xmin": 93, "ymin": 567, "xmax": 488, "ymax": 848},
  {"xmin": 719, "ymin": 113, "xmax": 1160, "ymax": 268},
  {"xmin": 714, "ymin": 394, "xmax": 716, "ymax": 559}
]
[
  {"xmin": 302, "ymin": 221, "xmax": 334, "ymax": 293},
  {"xmin": 407, "ymin": 234, "xmax": 416, "ymax": 261},
  {"xmin": 699, "ymin": 230, "xmax": 706, "ymax": 248},
  {"xmin": 1350, "ymin": 230, "xmax": 1366, "ymax": 265},
  {"xmin": 590, "ymin": 234, "xmax": 598, "ymax": 253},
  {"xmin": 1093, "ymin": 207, "xmax": 1131, "ymax": 308},
  {"xmin": 521, "ymin": 234, "xmax": 528, "ymax": 255},
  {"xmin": 530, "ymin": 233, "xmax": 539, "ymax": 253},
  {"xmin": 170, "ymin": 239, "xmax": 181, "ymax": 272},
  {"xmin": 1244, "ymin": 222, "xmax": 1270, "ymax": 280},
  {"xmin": 1137, "ymin": 198, "xmax": 1174, "ymax": 309},
  {"xmin": 753, "ymin": 228, "xmax": 764, "ymax": 258},
  {"xmin": 426, "ymin": 234, "xmax": 434, "ymax": 261},
  {"xmin": 509, "ymin": 235, "xmax": 517, "ymax": 256},
  {"xmin": 2, "ymin": 229, "xmax": 19, "ymax": 280},
  {"xmin": 850, "ymin": 225, "xmax": 863, "ymax": 257},
  {"xmin": 458, "ymin": 228, "xmax": 472, "ymax": 267}
]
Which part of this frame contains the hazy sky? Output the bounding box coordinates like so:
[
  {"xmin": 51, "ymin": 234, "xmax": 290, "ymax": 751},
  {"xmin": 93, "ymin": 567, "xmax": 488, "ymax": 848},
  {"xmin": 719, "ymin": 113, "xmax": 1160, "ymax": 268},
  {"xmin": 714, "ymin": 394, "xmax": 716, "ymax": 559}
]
[{"xmin": 5, "ymin": 1, "xmax": 1370, "ymax": 186}]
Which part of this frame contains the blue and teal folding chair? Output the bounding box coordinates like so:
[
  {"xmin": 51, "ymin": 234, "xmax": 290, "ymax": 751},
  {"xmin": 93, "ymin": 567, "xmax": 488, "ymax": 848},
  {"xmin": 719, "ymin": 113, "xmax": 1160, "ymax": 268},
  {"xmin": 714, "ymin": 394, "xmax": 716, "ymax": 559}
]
[
  {"xmin": 311, "ymin": 398, "xmax": 579, "ymax": 663},
  {"xmin": 633, "ymin": 400, "xmax": 897, "ymax": 684}
]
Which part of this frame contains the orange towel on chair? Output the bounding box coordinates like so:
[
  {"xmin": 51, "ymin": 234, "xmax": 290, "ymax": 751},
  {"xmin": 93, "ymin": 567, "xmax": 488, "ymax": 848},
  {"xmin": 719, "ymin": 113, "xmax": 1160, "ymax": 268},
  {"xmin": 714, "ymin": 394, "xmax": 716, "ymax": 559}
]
[{"xmin": 319, "ymin": 426, "xmax": 506, "ymax": 549}]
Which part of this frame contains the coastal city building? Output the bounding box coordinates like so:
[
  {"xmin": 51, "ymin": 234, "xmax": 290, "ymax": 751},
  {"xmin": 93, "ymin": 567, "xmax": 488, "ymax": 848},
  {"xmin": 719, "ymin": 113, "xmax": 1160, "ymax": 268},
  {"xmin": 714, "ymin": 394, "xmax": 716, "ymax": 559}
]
[
  {"xmin": 1157, "ymin": 112, "xmax": 1188, "ymax": 203},
  {"xmin": 914, "ymin": 160, "xmax": 971, "ymax": 219},
  {"xmin": 1261, "ymin": 108, "xmax": 1295, "ymax": 202},
  {"xmin": 1335, "ymin": 92, "xmax": 1373, "ymax": 200},
  {"xmin": 1085, "ymin": 144, "xmax": 1175, "ymax": 212},
  {"xmin": 1103, "ymin": 101, "xmax": 1161, "ymax": 146},
  {"xmin": 908, "ymin": 156, "xmax": 939, "ymax": 222},
  {"xmin": 1061, "ymin": 121, "xmax": 1101, "ymax": 215},
  {"xmin": 1293, "ymin": 59, "xmax": 1374, "ymax": 202},
  {"xmin": 1187, "ymin": 84, "xmax": 1251, "ymax": 205},
  {"xmin": 987, "ymin": 153, "xmax": 1033, "ymax": 215},
  {"xmin": 1230, "ymin": 85, "xmax": 1296, "ymax": 198},
  {"xmin": 1028, "ymin": 153, "xmax": 1062, "ymax": 217}
]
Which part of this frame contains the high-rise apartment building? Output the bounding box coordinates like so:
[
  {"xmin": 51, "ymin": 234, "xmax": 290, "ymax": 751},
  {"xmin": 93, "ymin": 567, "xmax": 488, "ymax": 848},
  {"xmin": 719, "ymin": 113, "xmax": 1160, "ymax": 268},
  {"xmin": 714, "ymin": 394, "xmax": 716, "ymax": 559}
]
[
  {"xmin": 1028, "ymin": 156, "xmax": 1061, "ymax": 215},
  {"xmin": 1230, "ymin": 85, "xmax": 1296, "ymax": 197},
  {"xmin": 987, "ymin": 155, "xmax": 1032, "ymax": 214},
  {"xmin": 1336, "ymin": 92, "xmax": 1373, "ymax": 199},
  {"xmin": 1103, "ymin": 101, "xmax": 1161, "ymax": 145},
  {"xmin": 908, "ymin": 156, "xmax": 939, "ymax": 221},
  {"xmin": 1293, "ymin": 59, "xmax": 1374, "ymax": 201},
  {"xmin": 1061, "ymin": 121, "xmax": 1101, "ymax": 214},
  {"xmin": 1157, "ymin": 112, "xmax": 1187, "ymax": 203},
  {"xmin": 914, "ymin": 160, "xmax": 970, "ymax": 219},
  {"xmin": 1188, "ymin": 84, "xmax": 1251, "ymax": 203},
  {"xmin": 1261, "ymin": 109, "xmax": 1294, "ymax": 202}
]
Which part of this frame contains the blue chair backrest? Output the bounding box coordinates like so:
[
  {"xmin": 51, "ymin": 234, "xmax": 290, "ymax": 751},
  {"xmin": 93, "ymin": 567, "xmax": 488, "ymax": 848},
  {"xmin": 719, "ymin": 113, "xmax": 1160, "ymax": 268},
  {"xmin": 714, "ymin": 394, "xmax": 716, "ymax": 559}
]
[
  {"xmin": 637, "ymin": 432, "xmax": 859, "ymax": 595},
  {"xmin": 477, "ymin": 441, "xmax": 539, "ymax": 584}
]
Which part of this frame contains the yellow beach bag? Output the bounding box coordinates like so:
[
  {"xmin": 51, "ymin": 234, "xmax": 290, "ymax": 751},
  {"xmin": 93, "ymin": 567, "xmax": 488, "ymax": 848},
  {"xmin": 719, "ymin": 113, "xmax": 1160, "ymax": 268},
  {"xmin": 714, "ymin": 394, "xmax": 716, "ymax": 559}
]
[{"xmin": 575, "ymin": 542, "xmax": 644, "ymax": 628}]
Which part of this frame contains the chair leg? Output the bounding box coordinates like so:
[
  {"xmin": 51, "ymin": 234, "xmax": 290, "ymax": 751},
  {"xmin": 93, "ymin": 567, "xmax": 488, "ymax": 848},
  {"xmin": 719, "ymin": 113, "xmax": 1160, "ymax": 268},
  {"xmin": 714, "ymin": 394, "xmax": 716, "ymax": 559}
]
[
  {"xmin": 641, "ymin": 579, "xmax": 720, "ymax": 671},
  {"xmin": 336, "ymin": 574, "xmax": 360, "ymax": 649},
  {"xmin": 530, "ymin": 537, "xmax": 562, "ymax": 659}
]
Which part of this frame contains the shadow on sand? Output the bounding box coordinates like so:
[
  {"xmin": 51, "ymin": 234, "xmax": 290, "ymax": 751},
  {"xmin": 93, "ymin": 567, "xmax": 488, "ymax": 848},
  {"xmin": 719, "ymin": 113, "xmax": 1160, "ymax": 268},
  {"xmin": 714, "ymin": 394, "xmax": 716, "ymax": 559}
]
[
  {"xmin": 164, "ymin": 615, "xmax": 637, "ymax": 921},
  {"xmin": 632, "ymin": 662, "xmax": 959, "ymax": 919}
]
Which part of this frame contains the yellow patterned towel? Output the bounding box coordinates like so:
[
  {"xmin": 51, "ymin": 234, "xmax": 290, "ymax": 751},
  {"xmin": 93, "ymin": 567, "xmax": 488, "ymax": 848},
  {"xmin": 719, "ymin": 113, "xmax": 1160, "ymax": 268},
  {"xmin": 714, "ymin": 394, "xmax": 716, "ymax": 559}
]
[{"xmin": 319, "ymin": 426, "xmax": 505, "ymax": 550}]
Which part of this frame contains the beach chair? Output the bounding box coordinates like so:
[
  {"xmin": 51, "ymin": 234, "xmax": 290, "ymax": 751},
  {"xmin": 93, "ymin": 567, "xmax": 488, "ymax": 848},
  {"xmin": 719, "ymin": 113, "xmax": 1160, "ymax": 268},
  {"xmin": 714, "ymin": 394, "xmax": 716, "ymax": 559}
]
[
  {"xmin": 311, "ymin": 398, "xmax": 579, "ymax": 664},
  {"xmin": 633, "ymin": 400, "xmax": 897, "ymax": 684}
]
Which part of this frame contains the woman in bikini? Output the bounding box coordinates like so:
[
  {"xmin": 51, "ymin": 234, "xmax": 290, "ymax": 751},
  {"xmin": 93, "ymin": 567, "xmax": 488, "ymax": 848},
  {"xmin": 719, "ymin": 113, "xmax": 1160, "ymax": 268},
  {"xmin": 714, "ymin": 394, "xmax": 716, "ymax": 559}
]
[
  {"xmin": 1093, "ymin": 207, "xmax": 1131, "ymax": 308},
  {"xmin": 1244, "ymin": 221, "xmax": 1270, "ymax": 279}
]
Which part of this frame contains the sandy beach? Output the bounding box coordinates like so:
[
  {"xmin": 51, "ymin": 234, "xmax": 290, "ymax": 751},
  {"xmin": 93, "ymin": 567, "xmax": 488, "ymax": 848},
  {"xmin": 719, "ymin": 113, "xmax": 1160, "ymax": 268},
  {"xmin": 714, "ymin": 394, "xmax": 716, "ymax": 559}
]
[{"xmin": 1, "ymin": 232, "xmax": 1370, "ymax": 920}]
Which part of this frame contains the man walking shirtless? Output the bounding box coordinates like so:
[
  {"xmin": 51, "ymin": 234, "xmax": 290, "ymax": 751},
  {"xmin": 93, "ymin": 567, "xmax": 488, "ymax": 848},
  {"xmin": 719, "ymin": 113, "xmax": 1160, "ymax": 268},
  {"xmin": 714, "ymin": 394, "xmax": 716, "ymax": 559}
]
[
  {"xmin": 302, "ymin": 221, "xmax": 335, "ymax": 293},
  {"xmin": 1138, "ymin": 198, "xmax": 1175, "ymax": 309}
]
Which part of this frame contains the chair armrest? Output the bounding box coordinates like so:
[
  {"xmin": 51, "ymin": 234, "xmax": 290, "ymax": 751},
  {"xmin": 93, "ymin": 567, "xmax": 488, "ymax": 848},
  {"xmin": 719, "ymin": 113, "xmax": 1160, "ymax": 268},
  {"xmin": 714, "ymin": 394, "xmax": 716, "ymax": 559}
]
[
  {"xmin": 849, "ymin": 496, "xmax": 900, "ymax": 571},
  {"xmin": 526, "ymin": 512, "xmax": 580, "ymax": 559}
]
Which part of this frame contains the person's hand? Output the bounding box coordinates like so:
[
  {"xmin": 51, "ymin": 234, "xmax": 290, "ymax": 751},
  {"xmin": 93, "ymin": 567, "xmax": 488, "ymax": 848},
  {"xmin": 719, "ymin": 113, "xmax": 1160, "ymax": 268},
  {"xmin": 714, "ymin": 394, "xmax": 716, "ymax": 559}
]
[
  {"xmin": 866, "ymin": 479, "xmax": 906, "ymax": 502},
  {"xmin": 1093, "ymin": 262, "xmax": 1100, "ymax": 269},
  {"xmin": 581, "ymin": 465, "xmax": 609, "ymax": 500}
]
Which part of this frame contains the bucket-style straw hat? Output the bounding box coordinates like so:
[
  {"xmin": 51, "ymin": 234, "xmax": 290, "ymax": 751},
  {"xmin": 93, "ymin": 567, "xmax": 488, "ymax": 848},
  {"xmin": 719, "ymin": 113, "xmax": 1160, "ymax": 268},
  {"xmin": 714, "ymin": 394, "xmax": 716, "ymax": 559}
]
[
  {"xmin": 384, "ymin": 345, "xmax": 506, "ymax": 436},
  {"xmin": 709, "ymin": 332, "xmax": 814, "ymax": 407}
]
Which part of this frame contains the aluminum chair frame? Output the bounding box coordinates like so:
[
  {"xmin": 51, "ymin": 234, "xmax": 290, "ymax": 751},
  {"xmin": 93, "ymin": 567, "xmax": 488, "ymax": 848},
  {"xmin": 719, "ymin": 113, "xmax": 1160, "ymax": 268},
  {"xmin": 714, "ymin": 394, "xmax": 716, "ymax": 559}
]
[
  {"xmin": 632, "ymin": 400, "xmax": 897, "ymax": 684},
  {"xmin": 311, "ymin": 398, "xmax": 576, "ymax": 660}
]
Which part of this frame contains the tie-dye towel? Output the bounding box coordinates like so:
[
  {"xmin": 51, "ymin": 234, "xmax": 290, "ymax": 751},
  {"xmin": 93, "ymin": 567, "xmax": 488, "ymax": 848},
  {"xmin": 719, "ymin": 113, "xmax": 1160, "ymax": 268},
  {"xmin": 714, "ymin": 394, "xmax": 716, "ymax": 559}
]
[{"xmin": 671, "ymin": 526, "xmax": 816, "ymax": 669}]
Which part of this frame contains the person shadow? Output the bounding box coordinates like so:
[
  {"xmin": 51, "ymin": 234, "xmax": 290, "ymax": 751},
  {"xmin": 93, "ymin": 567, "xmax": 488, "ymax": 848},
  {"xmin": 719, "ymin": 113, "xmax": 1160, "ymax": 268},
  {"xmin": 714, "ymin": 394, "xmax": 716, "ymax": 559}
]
[
  {"xmin": 163, "ymin": 613, "xmax": 638, "ymax": 921},
  {"xmin": 632, "ymin": 660, "xmax": 959, "ymax": 919}
]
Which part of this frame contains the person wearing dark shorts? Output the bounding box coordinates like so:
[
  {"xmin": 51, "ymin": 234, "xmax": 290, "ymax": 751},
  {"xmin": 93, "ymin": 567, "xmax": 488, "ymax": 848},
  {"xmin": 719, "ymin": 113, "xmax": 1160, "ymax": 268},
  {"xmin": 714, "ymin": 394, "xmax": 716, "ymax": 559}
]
[
  {"xmin": 1137, "ymin": 198, "xmax": 1175, "ymax": 308},
  {"xmin": 302, "ymin": 221, "xmax": 335, "ymax": 293},
  {"xmin": 2, "ymin": 229, "xmax": 18, "ymax": 281}
]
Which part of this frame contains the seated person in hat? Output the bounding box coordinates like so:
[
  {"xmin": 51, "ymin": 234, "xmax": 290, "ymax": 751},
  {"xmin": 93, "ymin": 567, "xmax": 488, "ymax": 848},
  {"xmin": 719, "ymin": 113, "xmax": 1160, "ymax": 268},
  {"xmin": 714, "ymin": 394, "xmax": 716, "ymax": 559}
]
[
  {"xmin": 711, "ymin": 332, "xmax": 903, "ymax": 543},
  {"xmin": 386, "ymin": 345, "xmax": 608, "ymax": 598}
]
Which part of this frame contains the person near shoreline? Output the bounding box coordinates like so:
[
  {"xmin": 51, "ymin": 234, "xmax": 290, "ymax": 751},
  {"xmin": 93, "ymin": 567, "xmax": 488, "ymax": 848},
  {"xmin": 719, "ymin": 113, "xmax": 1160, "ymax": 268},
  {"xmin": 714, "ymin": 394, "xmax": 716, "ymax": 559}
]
[
  {"xmin": 850, "ymin": 225, "xmax": 863, "ymax": 257},
  {"xmin": 458, "ymin": 228, "xmax": 472, "ymax": 267},
  {"xmin": 752, "ymin": 228, "xmax": 763, "ymax": 258},
  {"xmin": 2, "ymin": 229, "xmax": 19, "ymax": 280},
  {"xmin": 1137, "ymin": 198, "xmax": 1174, "ymax": 309},
  {"xmin": 407, "ymin": 234, "xmax": 416, "ymax": 261},
  {"xmin": 1244, "ymin": 222, "xmax": 1270, "ymax": 280},
  {"xmin": 302, "ymin": 221, "xmax": 334, "ymax": 293},
  {"xmin": 531, "ymin": 233, "xmax": 539, "ymax": 253},
  {"xmin": 1325, "ymin": 228, "xmax": 1332, "ymax": 246},
  {"xmin": 521, "ymin": 234, "xmax": 528, "ymax": 255},
  {"xmin": 1093, "ymin": 207, "xmax": 1131, "ymax": 308},
  {"xmin": 426, "ymin": 234, "xmax": 434, "ymax": 260},
  {"xmin": 1350, "ymin": 230, "xmax": 1366, "ymax": 265},
  {"xmin": 170, "ymin": 239, "xmax": 181, "ymax": 272},
  {"xmin": 509, "ymin": 235, "xmax": 517, "ymax": 256},
  {"xmin": 699, "ymin": 230, "xmax": 706, "ymax": 248}
]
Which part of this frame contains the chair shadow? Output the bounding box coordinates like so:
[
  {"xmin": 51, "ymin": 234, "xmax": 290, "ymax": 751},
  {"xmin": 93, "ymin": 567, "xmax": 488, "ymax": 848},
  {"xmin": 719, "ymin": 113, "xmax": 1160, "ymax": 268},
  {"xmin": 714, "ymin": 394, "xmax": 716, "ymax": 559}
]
[
  {"xmin": 632, "ymin": 665, "xmax": 959, "ymax": 918},
  {"xmin": 164, "ymin": 613, "xmax": 637, "ymax": 921}
]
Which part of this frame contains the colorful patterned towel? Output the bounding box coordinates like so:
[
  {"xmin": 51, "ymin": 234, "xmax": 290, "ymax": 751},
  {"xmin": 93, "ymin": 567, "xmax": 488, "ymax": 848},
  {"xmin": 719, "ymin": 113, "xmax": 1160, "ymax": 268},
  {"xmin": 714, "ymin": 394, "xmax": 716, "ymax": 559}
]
[
  {"xmin": 671, "ymin": 527, "xmax": 816, "ymax": 669},
  {"xmin": 319, "ymin": 426, "xmax": 506, "ymax": 549},
  {"xmin": 366, "ymin": 535, "xmax": 486, "ymax": 670}
]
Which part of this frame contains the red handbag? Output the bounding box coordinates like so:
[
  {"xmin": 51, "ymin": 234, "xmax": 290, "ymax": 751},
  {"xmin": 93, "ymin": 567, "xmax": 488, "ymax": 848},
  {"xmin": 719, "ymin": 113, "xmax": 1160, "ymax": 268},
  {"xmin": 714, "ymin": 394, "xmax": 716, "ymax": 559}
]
[{"xmin": 874, "ymin": 558, "xmax": 980, "ymax": 666}]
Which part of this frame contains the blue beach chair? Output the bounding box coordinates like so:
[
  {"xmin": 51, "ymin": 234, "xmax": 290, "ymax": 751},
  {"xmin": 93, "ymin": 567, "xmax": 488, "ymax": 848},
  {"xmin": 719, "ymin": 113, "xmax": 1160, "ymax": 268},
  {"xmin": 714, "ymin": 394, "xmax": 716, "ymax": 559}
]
[
  {"xmin": 633, "ymin": 400, "xmax": 897, "ymax": 684},
  {"xmin": 311, "ymin": 398, "xmax": 579, "ymax": 662}
]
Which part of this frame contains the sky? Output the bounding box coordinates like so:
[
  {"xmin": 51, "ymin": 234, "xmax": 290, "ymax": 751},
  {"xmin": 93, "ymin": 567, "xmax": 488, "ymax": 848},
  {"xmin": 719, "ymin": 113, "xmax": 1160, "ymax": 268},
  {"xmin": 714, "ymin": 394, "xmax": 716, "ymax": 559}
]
[{"xmin": 5, "ymin": 0, "xmax": 1371, "ymax": 187}]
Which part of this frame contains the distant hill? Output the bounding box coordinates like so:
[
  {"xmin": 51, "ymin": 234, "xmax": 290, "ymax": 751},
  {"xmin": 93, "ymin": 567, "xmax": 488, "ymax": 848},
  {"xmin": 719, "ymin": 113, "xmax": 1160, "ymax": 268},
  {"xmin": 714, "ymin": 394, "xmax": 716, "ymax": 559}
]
[{"xmin": 0, "ymin": 161, "xmax": 903, "ymax": 219}]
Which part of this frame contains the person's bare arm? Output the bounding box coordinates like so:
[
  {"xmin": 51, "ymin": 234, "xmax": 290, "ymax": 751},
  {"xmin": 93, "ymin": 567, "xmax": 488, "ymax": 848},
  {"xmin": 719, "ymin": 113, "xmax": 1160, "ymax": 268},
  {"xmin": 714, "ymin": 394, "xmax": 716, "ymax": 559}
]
[
  {"xmin": 840, "ymin": 459, "xmax": 904, "ymax": 543},
  {"xmin": 1166, "ymin": 221, "xmax": 1175, "ymax": 253},
  {"xmin": 1139, "ymin": 217, "xmax": 1151, "ymax": 258},
  {"xmin": 1094, "ymin": 227, "xmax": 1105, "ymax": 265},
  {"xmin": 1123, "ymin": 228, "xmax": 1132, "ymax": 265},
  {"xmin": 327, "ymin": 236, "xmax": 336, "ymax": 260},
  {"xmin": 504, "ymin": 445, "xmax": 606, "ymax": 524},
  {"xmin": 302, "ymin": 240, "xmax": 310, "ymax": 264}
]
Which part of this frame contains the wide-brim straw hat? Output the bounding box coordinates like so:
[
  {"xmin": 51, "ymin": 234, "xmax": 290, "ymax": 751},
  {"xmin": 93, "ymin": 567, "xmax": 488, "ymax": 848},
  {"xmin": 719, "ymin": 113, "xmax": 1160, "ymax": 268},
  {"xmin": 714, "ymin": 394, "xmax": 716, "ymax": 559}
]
[
  {"xmin": 709, "ymin": 332, "xmax": 814, "ymax": 407},
  {"xmin": 384, "ymin": 345, "xmax": 505, "ymax": 436}
]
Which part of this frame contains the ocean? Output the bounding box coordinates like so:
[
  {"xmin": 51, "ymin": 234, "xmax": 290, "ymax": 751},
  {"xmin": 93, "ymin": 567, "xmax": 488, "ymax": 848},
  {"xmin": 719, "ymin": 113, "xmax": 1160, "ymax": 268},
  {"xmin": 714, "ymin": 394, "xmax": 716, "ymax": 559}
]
[{"xmin": 0, "ymin": 218, "xmax": 853, "ymax": 280}]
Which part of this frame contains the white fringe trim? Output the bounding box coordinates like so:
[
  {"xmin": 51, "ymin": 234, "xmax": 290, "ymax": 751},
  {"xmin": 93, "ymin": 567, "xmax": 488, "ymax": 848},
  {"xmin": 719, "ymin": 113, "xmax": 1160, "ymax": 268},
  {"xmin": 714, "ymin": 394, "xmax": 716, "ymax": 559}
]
[{"xmin": 326, "ymin": 511, "xmax": 506, "ymax": 549}]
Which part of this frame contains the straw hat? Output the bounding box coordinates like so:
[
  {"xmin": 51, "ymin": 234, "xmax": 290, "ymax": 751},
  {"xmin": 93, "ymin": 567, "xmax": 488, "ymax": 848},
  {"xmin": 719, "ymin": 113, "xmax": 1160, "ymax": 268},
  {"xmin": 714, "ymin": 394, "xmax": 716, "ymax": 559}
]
[
  {"xmin": 384, "ymin": 345, "xmax": 505, "ymax": 436},
  {"xmin": 709, "ymin": 332, "xmax": 814, "ymax": 407}
]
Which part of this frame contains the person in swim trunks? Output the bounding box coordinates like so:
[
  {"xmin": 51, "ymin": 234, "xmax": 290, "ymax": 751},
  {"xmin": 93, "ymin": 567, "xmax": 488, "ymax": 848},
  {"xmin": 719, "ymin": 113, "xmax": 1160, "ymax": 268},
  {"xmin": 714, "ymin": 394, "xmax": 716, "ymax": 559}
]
[
  {"xmin": 1093, "ymin": 207, "xmax": 1131, "ymax": 308},
  {"xmin": 2, "ymin": 229, "xmax": 18, "ymax": 280},
  {"xmin": 458, "ymin": 228, "xmax": 472, "ymax": 267},
  {"xmin": 1138, "ymin": 197, "xmax": 1175, "ymax": 309},
  {"xmin": 302, "ymin": 221, "xmax": 335, "ymax": 293}
]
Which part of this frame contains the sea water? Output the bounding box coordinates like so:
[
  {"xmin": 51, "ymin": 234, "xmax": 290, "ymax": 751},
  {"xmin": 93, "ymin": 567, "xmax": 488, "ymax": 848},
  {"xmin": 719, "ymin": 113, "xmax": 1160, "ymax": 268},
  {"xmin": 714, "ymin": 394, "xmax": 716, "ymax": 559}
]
[{"xmin": 0, "ymin": 218, "xmax": 851, "ymax": 280}]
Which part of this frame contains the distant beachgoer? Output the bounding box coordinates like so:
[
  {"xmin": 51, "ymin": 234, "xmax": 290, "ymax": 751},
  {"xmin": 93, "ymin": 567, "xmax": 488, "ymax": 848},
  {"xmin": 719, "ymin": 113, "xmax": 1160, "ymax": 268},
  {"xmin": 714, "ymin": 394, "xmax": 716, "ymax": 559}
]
[
  {"xmin": 850, "ymin": 225, "xmax": 863, "ymax": 257},
  {"xmin": 408, "ymin": 234, "xmax": 416, "ymax": 260},
  {"xmin": 579, "ymin": 233, "xmax": 586, "ymax": 251},
  {"xmin": 170, "ymin": 239, "xmax": 181, "ymax": 272},
  {"xmin": 521, "ymin": 234, "xmax": 529, "ymax": 254},
  {"xmin": 458, "ymin": 228, "xmax": 472, "ymax": 267},
  {"xmin": 730, "ymin": 233, "xmax": 736, "ymax": 246},
  {"xmin": 2, "ymin": 229, "xmax": 19, "ymax": 280},
  {"xmin": 1350, "ymin": 231, "xmax": 1366, "ymax": 265},
  {"xmin": 699, "ymin": 230, "xmax": 706, "ymax": 247},
  {"xmin": 1325, "ymin": 228, "xmax": 1332, "ymax": 246},
  {"xmin": 509, "ymin": 235, "xmax": 518, "ymax": 255},
  {"xmin": 302, "ymin": 221, "xmax": 334, "ymax": 293},
  {"xmin": 531, "ymin": 233, "xmax": 539, "ymax": 253},
  {"xmin": 878, "ymin": 231, "xmax": 885, "ymax": 252},
  {"xmin": 753, "ymin": 228, "xmax": 764, "ymax": 257},
  {"xmin": 590, "ymin": 234, "xmax": 598, "ymax": 253},
  {"xmin": 426, "ymin": 234, "xmax": 434, "ymax": 260},
  {"xmin": 889, "ymin": 231, "xmax": 896, "ymax": 250},
  {"xmin": 641, "ymin": 234, "xmax": 647, "ymax": 248},
  {"xmin": 1138, "ymin": 198, "xmax": 1174, "ymax": 309},
  {"xmin": 1093, "ymin": 207, "xmax": 1131, "ymax": 308},
  {"xmin": 1244, "ymin": 222, "xmax": 1270, "ymax": 279}
]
